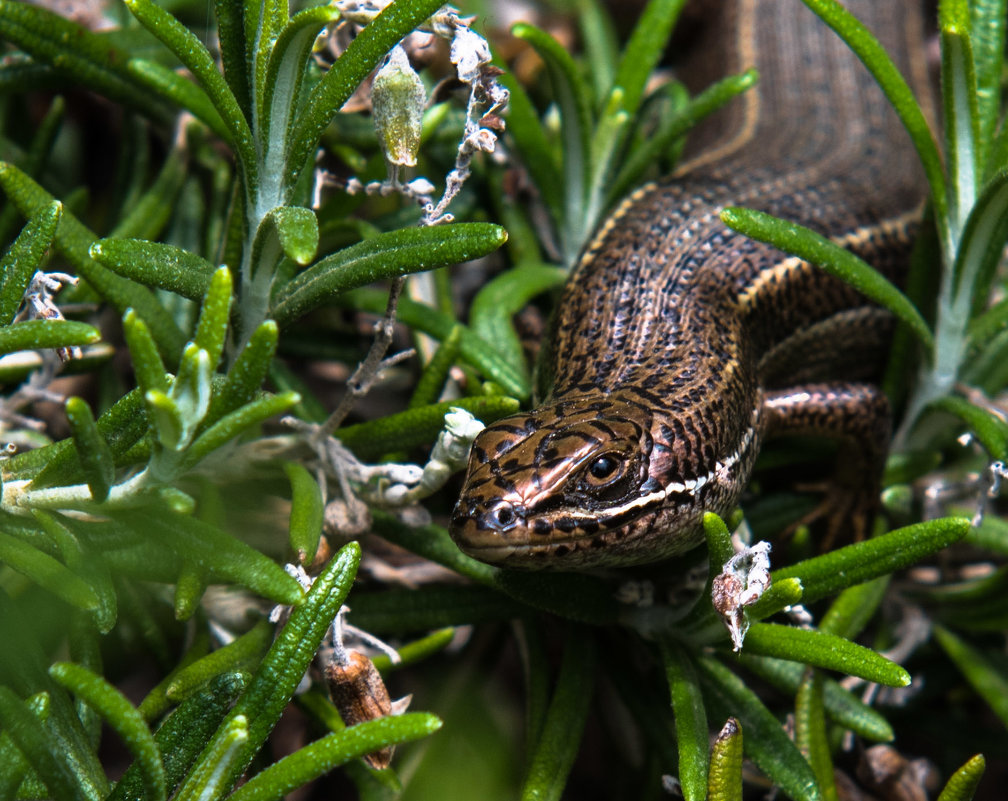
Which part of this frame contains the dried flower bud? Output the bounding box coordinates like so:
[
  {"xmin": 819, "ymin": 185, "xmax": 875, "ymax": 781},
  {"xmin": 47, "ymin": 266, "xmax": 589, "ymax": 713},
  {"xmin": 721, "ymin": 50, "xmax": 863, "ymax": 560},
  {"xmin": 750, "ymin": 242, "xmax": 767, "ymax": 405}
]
[
  {"xmin": 372, "ymin": 45, "xmax": 426, "ymax": 168},
  {"xmin": 325, "ymin": 651, "xmax": 411, "ymax": 770}
]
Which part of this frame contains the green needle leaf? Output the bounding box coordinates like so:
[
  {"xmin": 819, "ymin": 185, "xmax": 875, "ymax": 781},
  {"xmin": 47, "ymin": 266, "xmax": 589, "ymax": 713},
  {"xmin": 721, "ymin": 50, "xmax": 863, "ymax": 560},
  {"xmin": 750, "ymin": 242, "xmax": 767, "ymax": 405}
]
[
  {"xmin": 773, "ymin": 517, "xmax": 970, "ymax": 604},
  {"xmin": 123, "ymin": 59, "xmax": 232, "ymax": 141},
  {"xmin": 146, "ymin": 388, "xmax": 186, "ymax": 451},
  {"xmin": 193, "ymin": 267, "xmax": 234, "ymax": 369},
  {"xmin": 181, "ymin": 390, "xmax": 299, "ymax": 473},
  {"xmin": 116, "ymin": 509, "xmax": 304, "ymax": 605},
  {"xmin": 123, "ymin": 0, "xmax": 256, "ymax": 185},
  {"xmin": 926, "ymin": 395, "xmax": 1008, "ymax": 460},
  {"xmin": 0, "ymin": 200, "xmax": 60, "ymax": 324},
  {"xmin": 208, "ymin": 320, "xmax": 279, "ymax": 421},
  {"xmin": 173, "ymin": 715, "xmax": 249, "ymax": 801},
  {"xmin": 743, "ymin": 624, "xmax": 910, "ymax": 687},
  {"xmin": 794, "ymin": 670, "xmax": 836, "ymax": 801},
  {"xmin": 251, "ymin": 0, "xmax": 287, "ymax": 125},
  {"xmin": 369, "ymin": 510, "xmax": 498, "ymax": 586},
  {"xmin": 213, "ymin": 0, "xmax": 249, "ymax": 118},
  {"xmin": 0, "ymin": 532, "xmax": 100, "ymax": 612},
  {"xmin": 0, "ymin": 1, "xmax": 197, "ymax": 130},
  {"xmin": 610, "ymin": 0, "xmax": 685, "ymax": 115},
  {"xmin": 680, "ymin": 511, "xmax": 736, "ymax": 628},
  {"xmin": 408, "ymin": 325, "xmax": 464, "ymax": 408},
  {"xmin": 521, "ymin": 628, "xmax": 596, "ymax": 801},
  {"xmin": 610, "ymin": 69, "xmax": 759, "ymax": 204},
  {"xmin": 512, "ymin": 22, "xmax": 592, "ymax": 264},
  {"xmin": 125, "ymin": 311, "xmax": 169, "ymax": 399},
  {"xmin": 707, "ymin": 718, "xmax": 744, "ymax": 801},
  {"xmin": 272, "ymin": 223, "xmax": 507, "ymax": 327},
  {"xmin": 819, "ymin": 577, "xmax": 889, "ymax": 640},
  {"xmin": 110, "ymin": 672, "xmax": 247, "ymax": 801},
  {"xmin": 334, "ymin": 396, "xmax": 520, "ymax": 461},
  {"xmin": 0, "ymin": 320, "xmax": 99, "ymax": 356},
  {"xmin": 469, "ymin": 264, "xmax": 566, "ymax": 378},
  {"xmin": 969, "ymin": 0, "xmax": 1006, "ymax": 170},
  {"xmin": 0, "ymin": 592, "xmax": 109, "ymax": 800},
  {"xmin": 698, "ymin": 656, "xmax": 821, "ymax": 801},
  {"xmin": 738, "ymin": 654, "xmax": 894, "ymax": 742},
  {"xmin": 574, "ymin": 0, "xmax": 618, "ymax": 99},
  {"xmin": 0, "ymin": 686, "xmax": 86, "ymax": 801},
  {"xmin": 0, "ymin": 162, "xmax": 186, "ymax": 357},
  {"xmin": 967, "ymin": 295, "xmax": 1008, "ymax": 354},
  {"xmin": 174, "ymin": 564, "xmax": 208, "ymax": 622},
  {"xmin": 49, "ymin": 662, "xmax": 165, "ymax": 801},
  {"xmin": 65, "ymin": 397, "xmax": 114, "ymax": 503},
  {"xmin": 228, "ymin": 713, "xmax": 442, "ymax": 801},
  {"xmin": 0, "ymin": 692, "xmax": 49, "ymax": 801},
  {"xmin": 745, "ymin": 577, "xmax": 804, "ymax": 622},
  {"xmin": 90, "ymin": 239, "xmax": 216, "ymax": 302},
  {"xmin": 369, "ymin": 627, "xmax": 457, "ymax": 672},
  {"xmin": 720, "ymin": 206, "xmax": 934, "ymax": 352},
  {"xmin": 937, "ymin": 753, "xmax": 986, "ymax": 801},
  {"xmin": 497, "ymin": 73, "xmax": 563, "ymax": 217},
  {"xmin": 661, "ymin": 641, "xmax": 709, "ymax": 801},
  {"xmin": 939, "ymin": 17, "xmax": 980, "ymax": 234},
  {"xmin": 283, "ymin": 461, "xmax": 323, "ymax": 565},
  {"xmin": 950, "ymin": 170, "xmax": 1008, "ymax": 318},
  {"xmin": 261, "ymin": 5, "xmax": 343, "ymax": 162},
  {"xmin": 108, "ymin": 142, "xmax": 189, "ymax": 241},
  {"xmin": 252, "ymin": 207, "xmax": 319, "ymax": 281},
  {"xmin": 165, "ymin": 622, "xmax": 272, "ymax": 703},
  {"xmin": 933, "ymin": 624, "xmax": 1008, "ymax": 728},
  {"xmin": 183, "ymin": 542, "xmax": 361, "ymax": 798},
  {"xmin": 18, "ymin": 388, "xmax": 147, "ymax": 490}
]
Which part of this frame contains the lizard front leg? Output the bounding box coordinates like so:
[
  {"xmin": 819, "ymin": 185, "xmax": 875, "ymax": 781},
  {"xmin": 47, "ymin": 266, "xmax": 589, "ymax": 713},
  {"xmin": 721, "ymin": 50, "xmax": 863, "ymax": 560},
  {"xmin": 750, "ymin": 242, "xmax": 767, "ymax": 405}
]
[{"xmin": 762, "ymin": 382, "xmax": 890, "ymax": 546}]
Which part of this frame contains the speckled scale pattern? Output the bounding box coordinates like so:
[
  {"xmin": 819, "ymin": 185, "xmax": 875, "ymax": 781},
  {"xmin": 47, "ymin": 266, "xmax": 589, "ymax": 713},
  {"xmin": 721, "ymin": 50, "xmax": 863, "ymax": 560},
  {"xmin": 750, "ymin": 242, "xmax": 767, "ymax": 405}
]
[{"xmin": 450, "ymin": 0, "xmax": 930, "ymax": 568}]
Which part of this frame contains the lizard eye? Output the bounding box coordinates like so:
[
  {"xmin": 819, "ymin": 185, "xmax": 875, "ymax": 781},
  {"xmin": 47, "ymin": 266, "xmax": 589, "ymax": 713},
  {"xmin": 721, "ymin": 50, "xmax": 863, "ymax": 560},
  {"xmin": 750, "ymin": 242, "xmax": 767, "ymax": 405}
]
[
  {"xmin": 584, "ymin": 453, "xmax": 626, "ymax": 486},
  {"xmin": 573, "ymin": 452, "xmax": 636, "ymax": 505},
  {"xmin": 589, "ymin": 455, "xmax": 619, "ymax": 480}
]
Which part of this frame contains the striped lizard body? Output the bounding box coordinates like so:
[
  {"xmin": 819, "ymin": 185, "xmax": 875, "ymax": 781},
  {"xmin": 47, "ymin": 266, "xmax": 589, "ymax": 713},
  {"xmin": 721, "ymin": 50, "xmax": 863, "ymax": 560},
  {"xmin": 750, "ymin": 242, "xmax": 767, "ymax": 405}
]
[{"xmin": 450, "ymin": 0, "xmax": 931, "ymax": 568}]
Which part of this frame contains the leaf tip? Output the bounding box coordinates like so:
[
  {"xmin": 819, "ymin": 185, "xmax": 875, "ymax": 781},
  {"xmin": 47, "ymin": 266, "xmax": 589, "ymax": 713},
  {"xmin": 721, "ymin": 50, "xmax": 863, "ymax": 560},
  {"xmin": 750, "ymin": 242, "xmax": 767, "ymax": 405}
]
[
  {"xmin": 47, "ymin": 661, "xmax": 72, "ymax": 681},
  {"xmin": 719, "ymin": 207, "xmax": 742, "ymax": 226},
  {"xmin": 510, "ymin": 21, "xmax": 533, "ymax": 38}
]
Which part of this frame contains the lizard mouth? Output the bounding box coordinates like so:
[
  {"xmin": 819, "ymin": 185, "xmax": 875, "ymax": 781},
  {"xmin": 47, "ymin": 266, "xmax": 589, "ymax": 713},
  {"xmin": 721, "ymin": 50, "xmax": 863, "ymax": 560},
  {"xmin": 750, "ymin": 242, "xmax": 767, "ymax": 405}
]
[{"xmin": 449, "ymin": 496, "xmax": 645, "ymax": 568}]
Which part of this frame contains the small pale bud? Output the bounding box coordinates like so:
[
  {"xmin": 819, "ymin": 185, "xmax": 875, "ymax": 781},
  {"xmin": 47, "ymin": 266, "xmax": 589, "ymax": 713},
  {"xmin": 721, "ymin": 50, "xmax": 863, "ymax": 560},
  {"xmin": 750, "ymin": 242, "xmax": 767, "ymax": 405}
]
[
  {"xmin": 445, "ymin": 407, "xmax": 484, "ymax": 440},
  {"xmin": 473, "ymin": 128, "xmax": 498, "ymax": 152},
  {"xmin": 372, "ymin": 45, "xmax": 426, "ymax": 167},
  {"xmin": 450, "ymin": 26, "xmax": 490, "ymax": 84},
  {"xmin": 407, "ymin": 177, "xmax": 435, "ymax": 195}
]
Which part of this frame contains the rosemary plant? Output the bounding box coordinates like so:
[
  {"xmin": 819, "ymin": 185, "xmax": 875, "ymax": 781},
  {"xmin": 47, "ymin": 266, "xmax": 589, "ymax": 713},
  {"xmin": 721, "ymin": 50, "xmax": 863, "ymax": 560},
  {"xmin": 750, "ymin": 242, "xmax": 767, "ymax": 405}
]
[{"xmin": 0, "ymin": 0, "xmax": 1002, "ymax": 799}]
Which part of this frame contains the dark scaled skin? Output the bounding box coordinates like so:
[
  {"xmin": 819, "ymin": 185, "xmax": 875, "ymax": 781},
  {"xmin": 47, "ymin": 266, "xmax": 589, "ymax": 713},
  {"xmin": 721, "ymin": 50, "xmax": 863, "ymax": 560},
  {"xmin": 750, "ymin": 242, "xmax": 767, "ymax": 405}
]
[
  {"xmin": 450, "ymin": 392, "xmax": 762, "ymax": 567},
  {"xmin": 449, "ymin": 0, "xmax": 928, "ymax": 569}
]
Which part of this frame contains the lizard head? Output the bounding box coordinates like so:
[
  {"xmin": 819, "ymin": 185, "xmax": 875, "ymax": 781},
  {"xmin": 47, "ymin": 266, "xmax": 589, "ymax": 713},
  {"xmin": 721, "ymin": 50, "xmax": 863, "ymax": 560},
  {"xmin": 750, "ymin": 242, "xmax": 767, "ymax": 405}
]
[{"xmin": 449, "ymin": 395, "xmax": 709, "ymax": 568}]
